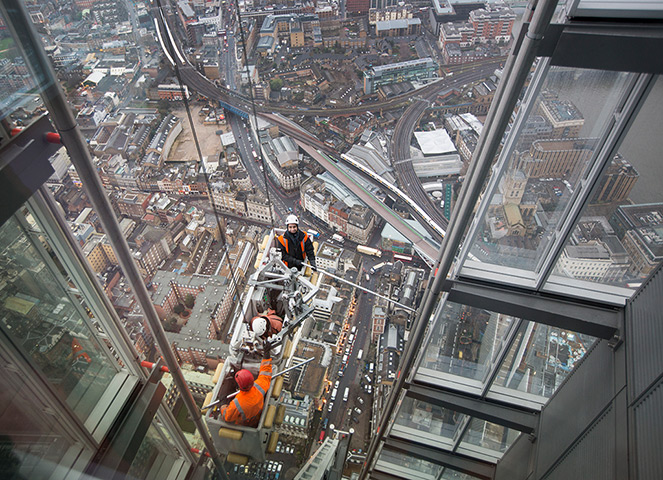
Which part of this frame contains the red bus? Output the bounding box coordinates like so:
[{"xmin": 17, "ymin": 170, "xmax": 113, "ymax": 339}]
[{"xmin": 319, "ymin": 430, "xmax": 325, "ymax": 443}]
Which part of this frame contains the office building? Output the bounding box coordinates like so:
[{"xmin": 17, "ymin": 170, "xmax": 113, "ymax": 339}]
[{"xmin": 363, "ymin": 58, "xmax": 438, "ymax": 94}]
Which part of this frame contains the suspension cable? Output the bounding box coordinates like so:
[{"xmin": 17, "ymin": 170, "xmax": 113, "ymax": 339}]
[
  {"xmin": 232, "ymin": 3, "xmax": 277, "ymax": 230},
  {"xmin": 154, "ymin": 0, "xmax": 242, "ymax": 307}
]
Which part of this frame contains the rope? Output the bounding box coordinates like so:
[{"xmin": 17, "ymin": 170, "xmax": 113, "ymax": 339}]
[
  {"xmin": 232, "ymin": 4, "xmax": 276, "ymax": 230},
  {"xmin": 154, "ymin": 0, "xmax": 242, "ymax": 307}
]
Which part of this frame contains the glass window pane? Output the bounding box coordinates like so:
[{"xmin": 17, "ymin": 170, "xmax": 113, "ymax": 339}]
[
  {"xmin": 457, "ymin": 417, "xmax": 519, "ymax": 461},
  {"xmin": 548, "ymin": 76, "xmax": 663, "ymax": 293},
  {"xmin": 0, "ymin": 350, "xmax": 90, "ymax": 479},
  {"xmin": 376, "ymin": 448, "xmax": 482, "ymax": 480},
  {"xmin": 127, "ymin": 420, "xmax": 184, "ymax": 479},
  {"xmin": 490, "ymin": 323, "xmax": 596, "ymax": 403},
  {"xmin": 376, "ymin": 448, "xmax": 444, "ymax": 480},
  {"xmin": 393, "ymin": 396, "xmax": 463, "ymax": 447},
  {"xmin": 464, "ymin": 67, "xmax": 632, "ymax": 278},
  {"xmin": 0, "ymin": 11, "xmax": 41, "ymax": 127},
  {"xmin": 416, "ymin": 300, "xmax": 514, "ymax": 388},
  {"xmin": 0, "ymin": 213, "xmax": 119, "ymax": 424}
]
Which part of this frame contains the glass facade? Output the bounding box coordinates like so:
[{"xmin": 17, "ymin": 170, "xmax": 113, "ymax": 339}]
[
  {"xmin": 375, "ymin": 448, "xmax": 481, "ymax": 480},
  {"xmin": 490, "ymin": 322, "xmax": 595, "ymax": 402},
  {"xmin": 549, "ymin": 76, "xmax": 663, "ymax": 290},
  {"xmin": 416, "ymin": 301, "xmax": 514, "ymax": 392},
  {"xmin": 0, "ymin": 210, "xmax": 119, "ymax": 423},
  {"xmin": 462, "ymin": 67, "xmax": 633, "ymax": 283},
  {"xmin": 457, "ymin": 417, "xmax": 518, "ymax": 461},
  {"xmin": 0, "ymin": 348, "xmax": 91, "ymax": 479},
  {"xmin": 394, "ymin": 396, "xmax": 462, "ymax": 447}
]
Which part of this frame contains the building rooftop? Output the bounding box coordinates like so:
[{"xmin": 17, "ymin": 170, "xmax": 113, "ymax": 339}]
[{"xmin": 414, "ymin": 129, "xmax": 457, "ymax": 155}]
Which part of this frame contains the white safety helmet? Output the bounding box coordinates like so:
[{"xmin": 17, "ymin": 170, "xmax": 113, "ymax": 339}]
[
  {"xmin": 286, "ymin": 214, "xmax": 299, "ymax": 226},
  {"xmin": 252, "ymin": 316, "xmax": 268, "ymax": 336}
]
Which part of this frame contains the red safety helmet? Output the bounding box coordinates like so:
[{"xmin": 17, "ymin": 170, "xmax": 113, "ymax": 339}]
[{"xmin": 235, "ymin": 369, "xmax": 254, "ymax": 391}]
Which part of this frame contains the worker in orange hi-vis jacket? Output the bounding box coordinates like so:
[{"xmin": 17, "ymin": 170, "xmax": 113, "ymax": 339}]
[
  {"xmin": 276, "ymin": 214, "xmax": 317, "ymax": 271},
  {"xmin": 220, "ymin": 342, "xmax": 272, "ymax": 427}
]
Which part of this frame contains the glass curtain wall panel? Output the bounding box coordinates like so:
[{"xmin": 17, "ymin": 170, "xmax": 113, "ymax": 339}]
[
  {"xmin": 547, "ymin": 76, "xmax": 663, "ymax": 293},
  {"xmin": 375, "ymin": 448, "xmax": 482, "ymax": 480},
  {"xmin": 416, "ymin": 300, "xmax": 515, "ymax": 393},
  {"xmin": 0, "ymin": 349, "xmax": 93, "ymax": 480},
  {"xmin": 488, "ymin": 322, "xmax": 596, "ymax": 405},
  {"xmin": 392, "ymin": 396, "xmax": 464, "ymax": 449},
  {"xmin": 457, "ymin": 417, "xmax": 519, "ymax": 462},
  {"xmin": 375, "ymin": 448, "xmax": 445, "ymax": 480},
  {"xmin": 0, "ymin": 210, "xmax": 119, "ymax": 423},
  {"xmin": 461, "ymin": 66, "xmax": 632, "ymax": 285},
  {"xmin": 127, "ymin": 420, "xmax": 185, "ymax": 479}
]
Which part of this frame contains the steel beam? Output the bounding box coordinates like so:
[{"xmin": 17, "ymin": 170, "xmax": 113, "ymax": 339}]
[
  {"xmin": 406, "ymin": 384, "xmax": 539, "ymax": 434},
  {"xmin": 447, "ymin": 279, "xmax": 621, "ymax": 339}
]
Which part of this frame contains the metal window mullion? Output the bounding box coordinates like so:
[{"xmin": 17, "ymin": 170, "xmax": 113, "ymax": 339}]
[
  {"xmin": 155, "ymin": 405, "xmax": 198, "ymax": 469},
  {"xmin": 483, "ymin": 319, "xmax": 531, "ymax": 397},
  {"xmin": 29, "ymin": 189, "xmax": 145, "ymax": 379},
  {"xmin": 454, "ymin": 58, "xmax": 553, "ymax": 275},
  {"xmin": 451, "ymin": 414, "xmax": 472, "ymax": 452},
  {"xmin": 536, "ymin": 73, "xmax": 656, "ymax": 291},
  {"xmin": 481, "ymin": 317, "xmax": 526, "ymax": 396}
]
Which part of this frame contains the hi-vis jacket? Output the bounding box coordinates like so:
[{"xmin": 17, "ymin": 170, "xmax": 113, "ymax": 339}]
[
  {"xmin": 276, "ymin": 229, "xmax": 316, "ymax": 269},
  {"xmin": 221, "ymin": 359, "xmax": 272, "ymax": 427}
]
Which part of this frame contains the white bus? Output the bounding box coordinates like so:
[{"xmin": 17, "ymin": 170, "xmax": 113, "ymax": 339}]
[
  {"xmin": 331, "ymin": 388, "xmax": 338, "ymax": 401},
  {"xmin": 343, "ymin": 387, "xmax": 349, "ymax": 402},
  {"xmin": 357, "ymin": 349, "xmax": 363, "ymax": 361}
]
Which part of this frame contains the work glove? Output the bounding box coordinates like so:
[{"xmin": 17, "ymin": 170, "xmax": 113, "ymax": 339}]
[{"xmin": 263, "ymin": 341, "xmax": 271, "ymax": 360}]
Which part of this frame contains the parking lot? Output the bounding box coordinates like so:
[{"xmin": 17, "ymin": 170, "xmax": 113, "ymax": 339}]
[{"xmin": 168, "ymin": 106, "xmax": 228, "ymax": 163}]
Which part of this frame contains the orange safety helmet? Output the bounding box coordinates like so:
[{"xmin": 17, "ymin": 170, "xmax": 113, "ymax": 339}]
[{"xmin": 235, "ymin": 369, "xmax": 255, "ymax": 391}]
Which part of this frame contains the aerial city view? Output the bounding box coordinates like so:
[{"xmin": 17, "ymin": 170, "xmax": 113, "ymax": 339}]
[{"xmin": 0, "ymin": 0, "xmax": 662, "ymax": 479}]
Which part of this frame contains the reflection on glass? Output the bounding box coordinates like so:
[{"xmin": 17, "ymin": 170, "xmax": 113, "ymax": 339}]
[
  {"xmin": 419, "ymin": 301, "xmax": 514, "ymax": 383},
  {"xmin": 468, "ymin": 68, "xmax": 631, "ymax": 274},
  {"xmin": 0, "ymin": 213, "xmax": 117, "ymax": 423},
  {"xmin": 550, "ymin": 77, "xmax": 663, "ymax": 292},
  {"xmin": 0, "ymin": 351, "xmax": 87, "ymax": 479},
  {"xmin": 395, "ymin": 396, "xmax": 461, "ymax": 441},
  {"xmin": 459, "ymin": 417, "xmax": 518, "ymax": 458},
  {"xmin": 441, "ymin": 470, "xmax": 482, "ymax": 480},
  {"xmin": 377, "ymin": 449, "xmax": 444, "ymax": 480},
  {"xmin": 127, "ymin": 420, "xmax": 182, "ymax": 479},
  {"xmin": 492, "ymin": 323, "xmax": 595, "ymax": 399},
  {"xmin": 0, "ymin": 9, "xmax": 41, "ymax": 129},
  {"xmin": 377, "ymin": 449, "xmax": 481, "ymax": 480}
]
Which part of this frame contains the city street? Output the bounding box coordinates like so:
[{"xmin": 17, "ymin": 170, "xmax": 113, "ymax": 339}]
[
  {"xmin": 318, "ymin": 264, "xmax": 381, "ymax": 452},
  {"xmin": 229, "ymin": 114, "xmax": 297, "ymax": 224}
]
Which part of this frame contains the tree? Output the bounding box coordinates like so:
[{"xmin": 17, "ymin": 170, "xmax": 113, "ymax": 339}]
[
  {"xmin": 184, "ymin": 294, "xmax": 195, "ymax": 309},
  {"xmin": 270, "ymin": 78, "xmax": 284, "ymax": 91},
  {"xmin": 157, "ymin": 99, "xmax": 171, "ymax": 116},
  {"xmin": 173, "ymin": 303, "xmax": 185, "ymax": 315},
  {"xmin": 164, "ymin": 316, "xmax": 181, "ymax": 333}
]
